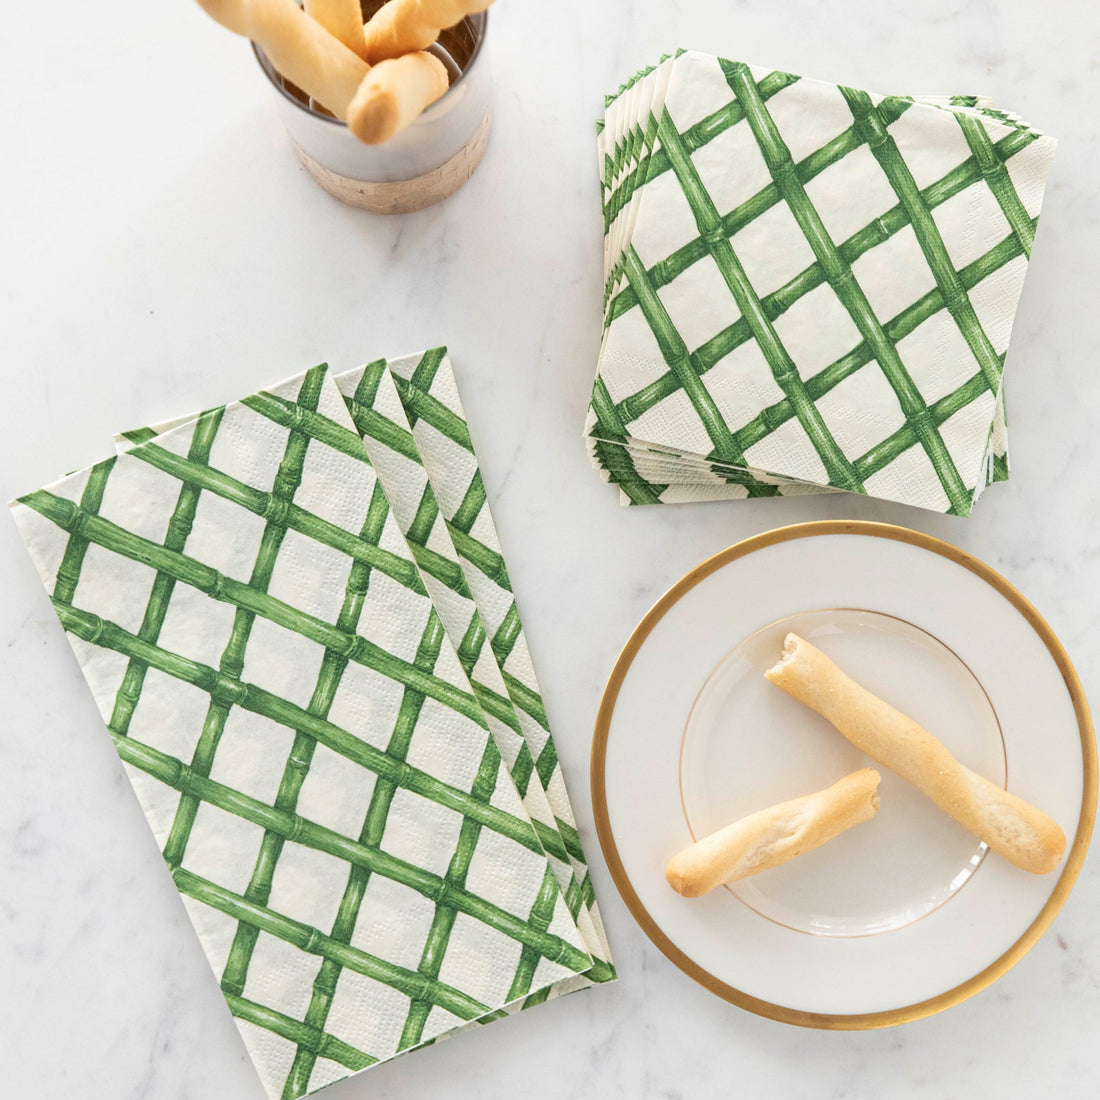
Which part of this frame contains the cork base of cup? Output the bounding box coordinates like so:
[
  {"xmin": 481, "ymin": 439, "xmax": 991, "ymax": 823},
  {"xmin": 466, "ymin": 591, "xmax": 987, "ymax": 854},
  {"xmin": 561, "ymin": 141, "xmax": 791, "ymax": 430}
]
[{"xmin": 293, "ymin": 106, "xmax": 493, "ymax": 214}]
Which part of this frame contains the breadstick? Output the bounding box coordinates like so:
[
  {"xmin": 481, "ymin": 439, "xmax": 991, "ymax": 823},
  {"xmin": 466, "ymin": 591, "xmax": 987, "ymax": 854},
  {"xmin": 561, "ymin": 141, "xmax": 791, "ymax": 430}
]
[
  {"xmin": 362, "ymin": 0, "xmax": 495, "ymax": 65},
  {"xmin": 195, "ymin": 0, "xmax": 368, "ymax": 119},
  {"xmin": 765, "ymin": 634, "xmax": 1066, "ymax": 874},
  {"xmin": 346, "ymin": 52, "xmax": 449, "ymax": 144},
  {"xmin": 305, "ymin": 0, "xmax": 371, "ymax": 59},
  {"xmin": 196, "ymin": 0, "xmax": 447, "ymax": 141},
  {"xmin": 665, "ymin": 769, "xmax": 881, "ymax": 897}
]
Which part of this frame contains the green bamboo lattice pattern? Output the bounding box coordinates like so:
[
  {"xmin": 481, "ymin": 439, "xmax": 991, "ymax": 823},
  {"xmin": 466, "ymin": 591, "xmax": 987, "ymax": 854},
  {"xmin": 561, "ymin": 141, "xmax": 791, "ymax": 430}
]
[
  {"xmin": 337, "ymin": 358, "xmax": 612, "ymax": 998},
  {"xmin": 362, "ymin": 351, "xmax": 615, "ymax": 967},
  {"xmin": 337, "ymin": 363, "xmax": 604, "ymax": 1031},
  {"xmin": 12, "ymin": 367, "xmax": 595, "ymax": 1100},
  {"xmin": 588, "ymin": 51, "xmax": 1053, "ymax": 511}
]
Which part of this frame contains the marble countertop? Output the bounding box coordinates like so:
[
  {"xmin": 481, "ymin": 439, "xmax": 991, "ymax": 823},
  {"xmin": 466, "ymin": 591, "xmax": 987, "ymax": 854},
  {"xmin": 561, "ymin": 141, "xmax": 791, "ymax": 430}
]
[{"xmin": 2, "ymin": 1, "xmax": 1098, "ymax": 1096}]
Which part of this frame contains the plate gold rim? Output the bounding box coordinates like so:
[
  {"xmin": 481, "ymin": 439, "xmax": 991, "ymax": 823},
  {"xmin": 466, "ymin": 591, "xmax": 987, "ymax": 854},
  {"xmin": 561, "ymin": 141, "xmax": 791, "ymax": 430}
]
[{"xmin": 590, "ymin": 520, "xmax": 1097, "ymax": 1030}]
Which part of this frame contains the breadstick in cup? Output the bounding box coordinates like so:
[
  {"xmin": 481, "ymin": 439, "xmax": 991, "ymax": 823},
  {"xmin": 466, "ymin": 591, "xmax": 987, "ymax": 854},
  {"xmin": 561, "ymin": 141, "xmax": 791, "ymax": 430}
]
[
  {"xmin": 195, "ymin": 0, "xmax": 368, "ymax": 119},
  {"xmin": 305, "ymin": 0, "xmax": 371, "ymax": 59},
  {"xmin": 346, "ymin": 52, "xmax": 450, "ymax": 144},
  {"xmin": 195, "ymin": 0, "xmax": 449, "ymax": 140},
  {"xmin": 665, "ymin": 769, "xmax": 881, "ymax": 897},
  {"xmin": 765, "ymin": 633, "xmax": 1067, "ymax": 874},
  {"xmin": 363, "ymin": 0, "xmax": 495, "ymax": 64}
]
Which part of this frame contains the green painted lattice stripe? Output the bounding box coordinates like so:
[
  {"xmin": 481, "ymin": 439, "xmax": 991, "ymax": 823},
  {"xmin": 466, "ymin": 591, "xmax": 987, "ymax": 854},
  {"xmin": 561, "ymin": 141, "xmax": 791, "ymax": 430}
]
[
  {"xmin": 13, "ymin": 367, "xmax": 595, "ymax": 1100},
  {"xmin": 589, "ymin": 52, "xmax": 1052, "ymax": 510}
]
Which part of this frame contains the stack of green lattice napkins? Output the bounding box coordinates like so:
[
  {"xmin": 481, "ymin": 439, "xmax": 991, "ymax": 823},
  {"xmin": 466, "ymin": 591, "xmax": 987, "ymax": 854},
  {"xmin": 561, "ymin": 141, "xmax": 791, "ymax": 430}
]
[
  {"xmin": 587, "ymin": 51, "xmax": 1056, "ymax": 513},
  {"xmin": 11, "ymin": 349, "xmax": 614, "ymax": 1100}
]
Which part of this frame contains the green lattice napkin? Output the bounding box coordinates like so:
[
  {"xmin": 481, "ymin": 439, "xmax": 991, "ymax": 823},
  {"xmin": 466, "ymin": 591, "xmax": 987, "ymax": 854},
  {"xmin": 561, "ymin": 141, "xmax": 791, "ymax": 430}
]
[
  {"xmin": 11, "ymin": 365, "xmax": 603, "ymax": 1100},
  {"xmin": 333, "ymin": 351, "xmax": 614, "ymax": 988},
  {"xmin": 587, "ymin": 50, "xmax": 1054, "ymax": 513},
  {"xmin": 115, "ymin": 350, "xmax": 617, "ymax": 989},
  {"xmin": 114, "ymin": 349, "xmax": 617, "ymax": 995}
]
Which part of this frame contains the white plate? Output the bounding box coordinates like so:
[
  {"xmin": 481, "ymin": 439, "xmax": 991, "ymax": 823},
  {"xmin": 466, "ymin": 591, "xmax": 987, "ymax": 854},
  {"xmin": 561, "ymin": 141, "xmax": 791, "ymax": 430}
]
[{"xmin": 592, "ymin": 522, "xmax": 1096, "ymax": 1027}]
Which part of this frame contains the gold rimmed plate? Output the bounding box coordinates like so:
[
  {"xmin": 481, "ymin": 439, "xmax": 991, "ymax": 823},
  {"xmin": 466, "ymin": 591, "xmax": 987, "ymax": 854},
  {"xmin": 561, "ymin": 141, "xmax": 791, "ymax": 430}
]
[{"xmin": 591, "ymin": 522, "xmax": 1096, "ymax": 1028}]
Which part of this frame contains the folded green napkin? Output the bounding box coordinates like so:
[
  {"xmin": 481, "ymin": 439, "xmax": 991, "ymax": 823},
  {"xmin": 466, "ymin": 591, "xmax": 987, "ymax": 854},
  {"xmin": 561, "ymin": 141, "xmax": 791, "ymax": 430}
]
[
  {"xmin": 587, "ymin": 51, "xmax": 1053, "ymax": 513},
  {"xmin": 11, "ymin": 354, "xmax": 613, "ymax": 1100},
  {"xmin": 333, "ymin": 353, "xmax": 613, "ymax": 983}
]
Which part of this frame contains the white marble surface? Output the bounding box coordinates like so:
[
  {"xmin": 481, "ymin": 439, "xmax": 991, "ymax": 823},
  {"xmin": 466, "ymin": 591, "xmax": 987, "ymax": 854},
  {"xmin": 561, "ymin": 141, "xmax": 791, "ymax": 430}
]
[{"xmin": 2, "ymin": 1, "xmax": 1098, "ymax": 1097}]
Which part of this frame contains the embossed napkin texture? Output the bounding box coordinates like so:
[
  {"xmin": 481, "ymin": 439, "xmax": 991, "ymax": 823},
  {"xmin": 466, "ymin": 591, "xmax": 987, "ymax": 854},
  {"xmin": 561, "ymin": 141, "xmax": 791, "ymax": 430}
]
[
  {"xmin": 11, "ymin": 357, "xmax": 612, "ymax": 1100},
  {"xmin": 587, "ymin": 50, "xmax": 1054, "ymax": 513}
]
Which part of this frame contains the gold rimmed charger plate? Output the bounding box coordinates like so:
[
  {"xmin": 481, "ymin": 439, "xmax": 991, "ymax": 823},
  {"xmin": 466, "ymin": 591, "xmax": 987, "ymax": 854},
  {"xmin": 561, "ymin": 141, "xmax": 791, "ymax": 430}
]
[{"xmin": 591, "ymin": 521, "xmax": 1096, "ymax": 1028}]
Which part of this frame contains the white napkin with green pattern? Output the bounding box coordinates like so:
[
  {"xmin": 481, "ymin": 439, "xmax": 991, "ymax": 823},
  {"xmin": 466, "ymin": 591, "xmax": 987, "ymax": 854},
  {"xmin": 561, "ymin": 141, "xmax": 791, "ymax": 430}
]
[
  {"xmin": 11, "ymin": 355, "xmax": 613, "ymax": 1100},
  {"xmin": 333, "ymin": 353, "xmax": 614, "ymax": 983},
  {"xmin": 587, "ymin": 50, "xmax": 1054, "ymax": 514}
]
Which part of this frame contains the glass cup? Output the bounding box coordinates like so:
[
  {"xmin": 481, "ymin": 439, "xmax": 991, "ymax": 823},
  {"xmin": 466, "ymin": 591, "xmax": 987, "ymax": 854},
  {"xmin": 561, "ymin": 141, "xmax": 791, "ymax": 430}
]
[{"xmin": 254, "ymin": 8, "xmax": 491, "ymax": 214}]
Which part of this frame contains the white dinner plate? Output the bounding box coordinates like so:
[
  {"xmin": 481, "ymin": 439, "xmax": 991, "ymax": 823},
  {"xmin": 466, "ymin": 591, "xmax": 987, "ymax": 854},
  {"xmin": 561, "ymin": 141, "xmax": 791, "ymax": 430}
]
[{"xmin": 592, "ymin": 522, "xmax": 1096, "ymax": 1027}]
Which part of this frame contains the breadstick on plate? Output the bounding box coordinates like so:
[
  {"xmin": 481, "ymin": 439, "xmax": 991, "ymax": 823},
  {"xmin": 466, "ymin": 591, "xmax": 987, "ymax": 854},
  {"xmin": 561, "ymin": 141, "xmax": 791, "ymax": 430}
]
[
  {"xmin": 363, "ymin": 0, "xmax": 495, "ymax": 64},
  {"xmin": 305, "ymin": 0, "xmax": 371, "ymax": 59},
  {"xmin": 665, "ymin": 769, "xmax": 881, "ymax": 898},
  {"xmin": 765, "ymin": 633, "xmax": 1067, "ymax": 874}
]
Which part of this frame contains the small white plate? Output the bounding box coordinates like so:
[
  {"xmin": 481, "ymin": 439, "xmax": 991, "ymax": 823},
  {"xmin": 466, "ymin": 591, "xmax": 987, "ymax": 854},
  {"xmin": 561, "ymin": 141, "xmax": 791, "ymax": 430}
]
[{"xmin": 592, "ymin": 522, "xmax": 1096, "ymax": 1027}]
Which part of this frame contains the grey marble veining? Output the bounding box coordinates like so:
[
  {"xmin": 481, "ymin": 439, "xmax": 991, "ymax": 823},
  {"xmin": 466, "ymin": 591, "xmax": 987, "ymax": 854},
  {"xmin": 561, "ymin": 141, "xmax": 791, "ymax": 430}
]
[{"xmin": 1, "ymin": 1, "xmax": 1098, "ymax": 1097}]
